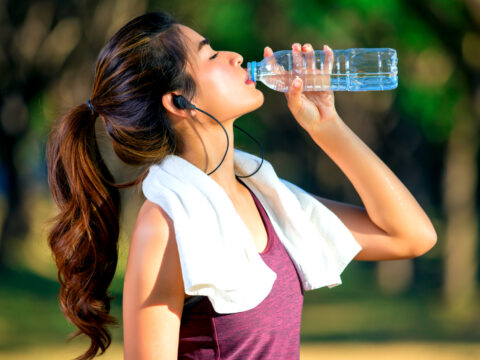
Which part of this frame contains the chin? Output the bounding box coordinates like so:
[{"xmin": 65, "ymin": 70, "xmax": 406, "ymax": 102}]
[
  {"xmin": 227, "ymin": 91, "xmax": 265, "ymax": 120},
  {"xmin": 244, "ymin": 94, "xmax": 264, "ymax": 115},
  {"xmin": 251, "ymin": 90, "xmax": 265, "ymax": 109}
]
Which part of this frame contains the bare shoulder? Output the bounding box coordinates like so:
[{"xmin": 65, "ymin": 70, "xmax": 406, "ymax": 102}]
[
  {"xmin": 125, "ymin": 199, "xmax": 183, "ymax": 302},
  {"xmin": 130, "ymin": 199, "xmax": 173, "ymax": 251},
  {"xmin": 123, "ymin": 200, "xmax": 185, "ymax": 359}
]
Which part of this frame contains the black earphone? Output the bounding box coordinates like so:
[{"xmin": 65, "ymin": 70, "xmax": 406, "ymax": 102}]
[
  {"xmin": 172, "ymin": 95, "xmax": 264, "ymax": 178},
  {"xmin": 172, "ymin": 94, "xmax": 196, "ymax": 110}
]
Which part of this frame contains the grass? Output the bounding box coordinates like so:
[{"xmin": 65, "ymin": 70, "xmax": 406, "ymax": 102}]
[
  {"xmin": 299, "ymin": 342, "xmax": 480, "ymax": 360},
  {"xmin": 2, "ymin": 342, "xmax": 480, "ymax": 359}
]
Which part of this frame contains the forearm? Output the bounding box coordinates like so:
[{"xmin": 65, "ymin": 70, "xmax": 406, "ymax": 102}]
[{"xmin": 309, "ymin": 115, "xmax": 435, "ymax": 241}]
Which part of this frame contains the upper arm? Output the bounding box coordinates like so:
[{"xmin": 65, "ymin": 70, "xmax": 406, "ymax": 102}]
[
  {"xmin": 311, "ymin": 195, "xmax": 431, "ymax": 261},
  {"xmin": 123, "ymin": 200, "xmax": 185, "ymax": 360}
]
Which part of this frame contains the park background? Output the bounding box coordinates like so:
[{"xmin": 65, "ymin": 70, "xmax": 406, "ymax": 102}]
[{"xmin": 1, "ymin": 0, "xmax": 480, "ymax": 359}]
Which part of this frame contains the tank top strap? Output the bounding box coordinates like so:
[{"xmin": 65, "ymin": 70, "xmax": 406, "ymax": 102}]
[{"xmin": 237, "ymin": 178, "xmax": 275, "ymax": 256}]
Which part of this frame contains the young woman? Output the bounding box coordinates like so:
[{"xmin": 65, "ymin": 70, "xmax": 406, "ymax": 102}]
[{"xmin": 47, "ymin": 11, "xmax": 437, "ymax": 360}]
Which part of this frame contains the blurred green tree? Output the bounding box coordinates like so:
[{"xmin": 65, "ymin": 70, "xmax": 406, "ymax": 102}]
[
  {"xmin": 404, "ymin": 0, "xmax": 480, "ymax": 311},
  {"xmin": 169, "ymin": 0, "xmax": 479, "ymax": 310},
  {"xmin": 0, "ymin": 0, "xmax": 478, "ymax": 315},
  {"xmin": 0, "ymin": 0, "xmax": 148, "ymax": 266}
]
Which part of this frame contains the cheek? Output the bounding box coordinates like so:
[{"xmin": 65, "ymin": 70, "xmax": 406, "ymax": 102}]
[
  {"xmin": 196, "ymin": 69, "xmax": 235, "ymax": 107},
  {"xmin": 205, "ymin": 67, "xmax": 237, "ymax": 98},
  {"xmin": 197, "ymin": 66, "xmax": 263, "ymax": 117}
]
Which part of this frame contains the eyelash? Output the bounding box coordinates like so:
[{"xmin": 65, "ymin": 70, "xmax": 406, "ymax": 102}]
[{"xmin": 210, "ymin": 52, "xmax": 219, "ymax": 60}]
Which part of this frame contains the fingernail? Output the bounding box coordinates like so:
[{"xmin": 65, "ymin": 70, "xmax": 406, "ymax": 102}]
[
  {"xmin": 293, "ymin": 78, "xmax": 301, "ymax": 88},
  {"xmin": 302, "ymin": 44, "xmax": 312, "ymax": 51},
  {"xmin": 293, "ymin": 43, "xmax": 301, "ymax": 51}
]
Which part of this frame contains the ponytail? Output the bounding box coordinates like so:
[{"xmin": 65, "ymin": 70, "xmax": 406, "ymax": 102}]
[
  {"xmin": 46, "ymin": 11, "xmax": 195, "ymax": 360},
  {"xmin": 47, "ymin": 104, "xmax": 120, "ymax": 360}
]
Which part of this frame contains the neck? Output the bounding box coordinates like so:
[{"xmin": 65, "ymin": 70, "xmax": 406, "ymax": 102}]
[{"xmin": 177, "ymin": 120, "xmax": 244, "ymax": 197}]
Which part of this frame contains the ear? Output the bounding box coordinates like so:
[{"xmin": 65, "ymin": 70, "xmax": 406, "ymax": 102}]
[{"xmin": 162, "ymin": 92, "xmax": 197, "ymax": 118}]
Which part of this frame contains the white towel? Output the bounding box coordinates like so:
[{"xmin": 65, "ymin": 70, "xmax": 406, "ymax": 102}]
[{"xmin": 142, "ymin": 149, "xmax": 362, "ymax": 314}]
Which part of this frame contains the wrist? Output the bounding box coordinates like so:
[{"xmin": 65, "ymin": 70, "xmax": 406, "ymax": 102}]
[{"xmin": 309, "ymin": 113, "xmax": 347, "ymax": 146}]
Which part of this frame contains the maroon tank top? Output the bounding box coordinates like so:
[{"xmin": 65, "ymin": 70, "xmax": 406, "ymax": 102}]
[{"xmin": 178, "ymin": 182, "xmax": 305, "ymax": 359}]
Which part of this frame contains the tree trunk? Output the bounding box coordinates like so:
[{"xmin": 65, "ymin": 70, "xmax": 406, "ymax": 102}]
[{"xmin": 442, "ymin": 111, "xmax": 479, "ymax": 310}]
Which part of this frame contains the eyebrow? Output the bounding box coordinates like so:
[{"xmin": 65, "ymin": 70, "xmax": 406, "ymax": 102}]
[{"xmin": 198, "ymin": 38, "xmax": 210, "ymax": 52}]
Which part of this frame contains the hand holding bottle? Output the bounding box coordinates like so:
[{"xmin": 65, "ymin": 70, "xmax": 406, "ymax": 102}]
[{"xmin": 263, "ymin": 43, "xmax": 340, "ymax": 133}]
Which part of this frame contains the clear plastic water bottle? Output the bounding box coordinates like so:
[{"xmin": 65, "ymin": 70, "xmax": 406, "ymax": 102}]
[{"xmin": 246, "ymin": 48, "xmax": 398, "ymax": 92}]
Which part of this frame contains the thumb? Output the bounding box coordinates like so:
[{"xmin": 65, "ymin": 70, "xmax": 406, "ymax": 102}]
[{"xmin": 286, "ymin": 77, "xmax": 303, "ymax": 115}]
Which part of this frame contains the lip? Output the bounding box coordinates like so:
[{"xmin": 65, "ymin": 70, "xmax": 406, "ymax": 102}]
[{"xmin": 244, "ymin": 69, "xmax": 255, "ymax": 85}]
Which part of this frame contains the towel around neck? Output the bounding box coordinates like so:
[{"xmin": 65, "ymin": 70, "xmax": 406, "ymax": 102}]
[{"xmin": 142, "ymin": 149, "xmax": 361, "ymax": 314}]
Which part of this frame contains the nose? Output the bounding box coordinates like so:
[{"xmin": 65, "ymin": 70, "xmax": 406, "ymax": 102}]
[{"xmin": 230, "ymin": 52, "xmax": 243, "ymax": 67}]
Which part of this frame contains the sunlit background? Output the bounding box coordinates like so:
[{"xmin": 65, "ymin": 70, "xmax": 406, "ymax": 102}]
[{"xmin": 1, "ymin": 0, "xmax": 480, "ymax": 359}]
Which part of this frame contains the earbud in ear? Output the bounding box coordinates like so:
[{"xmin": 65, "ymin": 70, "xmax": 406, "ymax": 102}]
[{"xmin": 172, "ymin": 95, "xmax": 196, "ymax": 110}]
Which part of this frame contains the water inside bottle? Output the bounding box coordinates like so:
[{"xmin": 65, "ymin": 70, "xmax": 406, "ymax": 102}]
[
  {"xmin": 251, "ymin": 48, "xmax": 398, "ymax": 92},
  {"xmin": 259, "ymin": 72, "xmax": 397, "ymax": 92}
]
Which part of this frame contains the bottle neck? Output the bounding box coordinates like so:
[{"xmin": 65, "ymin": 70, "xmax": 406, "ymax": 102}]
[{"xmin": 247, "ymin": 61, "xmax": 258, "ymax": 82}]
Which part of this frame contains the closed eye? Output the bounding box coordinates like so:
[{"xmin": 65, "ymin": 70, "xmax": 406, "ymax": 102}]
[{"xmin": 210, "ymin": 52, "xmax": 219, "ymax": 60}]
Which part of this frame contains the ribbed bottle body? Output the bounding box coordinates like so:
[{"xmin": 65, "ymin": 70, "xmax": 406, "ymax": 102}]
[{"xmin": 247, "ymin": 48, "xmax": 398, "ymax": 92}]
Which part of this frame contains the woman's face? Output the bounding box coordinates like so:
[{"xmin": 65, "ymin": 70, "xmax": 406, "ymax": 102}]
[{"xmin": 179, "ymin": 25, "xmax": 264, "ymax": 122}]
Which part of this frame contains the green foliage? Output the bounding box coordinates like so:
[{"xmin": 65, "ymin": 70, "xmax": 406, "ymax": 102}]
[
  {"xmin": 400, "ymin": 85, "xmax": 458, "ymax": 142},
  {"xmin": 3, "ymin": 0, "xmax": 480, "ymax": 353},
  {"xmin": 321, "ymin": 1, "xmax": 461, "ymax": 142},
  {"xmin": 28, "ymin": 92, "xmax": 55, "ymax": 138},
  {"xmin": 161, "ymin": 0, "xmax": 469, "ymax": 144},
  {"xmin": 188, "ymin": 0, "xmax": 257, "ymax": 50}
]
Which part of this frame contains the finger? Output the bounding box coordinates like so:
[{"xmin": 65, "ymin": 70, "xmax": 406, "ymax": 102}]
[
  {"xmin": 323, "ymin": 44, "xmax": 334, "ymax": 89},
  {"xmin": 264, "ymin": 46, "xmax": 275, "ymax": 69},
  {"xmin": 263, "ymin": 46, "xmax": 274, "ymax": 58},
  {"xmin": 324, "ymin": 44, "xmax": 333, "ymax": 73},
  {"xmin": 292, "ymin": 43, "xmax": 303, "ymax": 75},
  {"xmin": 286, "ymin": 76, "xmax": 303, "ymax": 114},
  {"xmin": 303, "ymin": 43, "xmax": 315, "ymax": 92},
  {"xmin": 263, "ymin": 45, "xmax": 285, "ymax": 76},
  {"xmin": 303, "ymin": 43, "xmax": 315, "ymax": 71}
]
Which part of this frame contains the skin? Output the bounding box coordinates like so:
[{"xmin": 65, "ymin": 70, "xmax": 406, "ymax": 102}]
[
  {"xmin": 162, "ymin": 25, "xmax": 264, "ymax": 199},
  {"xmin": 162, "ymin": 25, "xmax": 437, "ymax": 260},
  {"xmin": 123, "ymin": 25, "xmax": 437, "ymax": 359}
]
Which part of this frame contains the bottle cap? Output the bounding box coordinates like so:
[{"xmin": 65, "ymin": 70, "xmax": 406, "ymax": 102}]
[{"xmin": 248, "ymin": 61, "xmax": 256, "ymax": 82}]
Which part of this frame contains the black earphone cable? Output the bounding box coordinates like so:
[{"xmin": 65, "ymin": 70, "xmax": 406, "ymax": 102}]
[
  {"xmin": 233, "ymin": 124, "xmax": 264, "ymax": 178},
  {"xmin": 193, "ymin": 107, "xmax": 230, "ymax": 176},
  {"xmin": 178, "ymin": 96, "xmax": 264, "ymax": 177}
]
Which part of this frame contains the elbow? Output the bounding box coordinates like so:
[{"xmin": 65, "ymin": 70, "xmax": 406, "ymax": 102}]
[{"xmin": 407, "ymin": 224, "xmax": 438, "ymax": 258}]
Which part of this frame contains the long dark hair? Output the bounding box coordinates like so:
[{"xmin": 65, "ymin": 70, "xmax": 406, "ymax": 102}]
[{"xmin": 46, "ymin": 12, "xmax": 195, "ymax": 360}]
